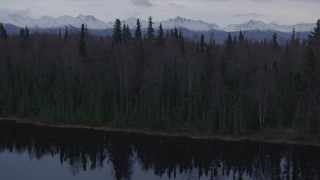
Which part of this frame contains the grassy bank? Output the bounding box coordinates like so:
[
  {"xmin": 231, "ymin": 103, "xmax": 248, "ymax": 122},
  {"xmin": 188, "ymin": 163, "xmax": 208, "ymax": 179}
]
[{"xmin": 1, "ymin": 117, "xmax": 319, "ymax": 147}]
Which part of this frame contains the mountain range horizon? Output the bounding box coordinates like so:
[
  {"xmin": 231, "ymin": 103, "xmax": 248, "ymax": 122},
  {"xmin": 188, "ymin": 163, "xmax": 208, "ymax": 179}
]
[{"xmin": 0, "ymin": 13, "xmax": 317, "ymax": 33}]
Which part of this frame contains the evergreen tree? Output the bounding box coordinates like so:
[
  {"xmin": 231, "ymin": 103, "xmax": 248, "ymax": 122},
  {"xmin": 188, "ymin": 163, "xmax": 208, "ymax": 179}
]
[
  {"xmin": 200, "ymin": 34, "xmax": 205, "ymax": 53},
  {"xmin": 85, "ymin": 24, "xmax": 88, "ymax": 35},
  {"xmin": 174, "ymin": 27, "xmax": 179, "ymax": 40},
  {"xmin": 147, "ymin": 16, "xmax": 155, "ymax": 40},
  {"xmin": 302, "ymin": 47, "xmax": 318, "ymax": 128},
  {"xmin": 113, "ymin": 19, "xmax": 122, "ymax": 44},
  {"xmin": 272, "ymin": 32, "xmax": 278, "ymax": 50},
  {"xmin": 122, "ymin": 23, "xmax": 127, "ymax": 42},
  {"xmin": 122, "ymin": 24, "xmax": 132, "ymax": 43},
  {"xmin": 0, "ymin": 23, "xmax": 8, "ymax": 39},
  {"xmin": 238, "ymin": 31, "xmax": 244, "ymax": 44},
  {"xmin": 291, "ymin": 28, "xmax": 296, "ymax": 44},
  {"xmin": 226, "ymin": 33, "xmax": 233, "ymax": 52},
  {"xmin": 19, "ymin": 28, "xmax": 25, "ymax": 39},
  {"xmin": 25, "ymin": 26, "xmax": 29, "ymax": 38},
  {"xmin": 157, "ymin": 23, "xmax": 164, "ymax": 47},
  {"xmin": 179, "ymin": 30, "xmax": 185, "ymax": 52},
  {"xmin": 64, "ymin": 26, "xmax": 69, "ymax": 39},
  {"xmin": 58, "ymin": 29, "xmax": 61, "ymax": 39},
  {"xmin": 79, "ymin": 24, "xmax": 87, "ymax": 57},
  {"xmin": 126, "ymin": 25, "xmax": 132, "ymax": 40},
  {"xmin": 233, "ymin": 36, "xmax": 237, "ymax": 44},
  {"xmin": 304, "ymin": 47, "xmax": 317, "ymax": 88},
  {"xmin": 263, "ymin": 38, "xmax": 267, "ymax": 45},
  {"xmin": 308, "ymin": 19, "xmax": 320, "ymax": 45},
  {"xmin": 135, "ymin": 19, "xmax": 142, "ymax": 41}
]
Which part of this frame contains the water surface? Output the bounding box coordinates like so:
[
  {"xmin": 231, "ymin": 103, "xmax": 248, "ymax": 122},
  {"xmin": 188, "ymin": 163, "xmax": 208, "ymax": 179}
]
[{"xmin": 0, "ymin": 121, "xmax": 319, "ymax": 180}]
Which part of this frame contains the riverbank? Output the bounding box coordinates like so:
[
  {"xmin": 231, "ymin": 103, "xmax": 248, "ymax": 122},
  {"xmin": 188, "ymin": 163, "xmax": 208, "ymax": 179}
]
[{"xmin": 1, "ymin": 117, "xmax": 320, "ymax": 147}]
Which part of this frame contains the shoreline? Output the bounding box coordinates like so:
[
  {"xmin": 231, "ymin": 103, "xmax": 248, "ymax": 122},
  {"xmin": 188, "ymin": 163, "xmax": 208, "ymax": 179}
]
[{"xmin": 1, "ymin": 117, "xmax": 320, "ymax": 147}]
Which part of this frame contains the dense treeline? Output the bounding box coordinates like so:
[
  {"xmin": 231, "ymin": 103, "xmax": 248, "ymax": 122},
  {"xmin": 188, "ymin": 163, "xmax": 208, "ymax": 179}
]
[{"xmin": 0, "ymin": 19, "xmax": 320, "ymax": 136}]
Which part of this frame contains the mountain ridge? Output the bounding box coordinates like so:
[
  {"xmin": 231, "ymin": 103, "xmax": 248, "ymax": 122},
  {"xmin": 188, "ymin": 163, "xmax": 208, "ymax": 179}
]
[{"xmin": 0, "ymin": 14, "xmax": 316, "ymax": 33}]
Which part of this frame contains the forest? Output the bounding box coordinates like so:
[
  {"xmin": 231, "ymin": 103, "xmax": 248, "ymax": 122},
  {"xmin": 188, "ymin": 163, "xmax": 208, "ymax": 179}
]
[{"xmin": 0, "ymin": 18, "xmax": 320, "ymax": 136}]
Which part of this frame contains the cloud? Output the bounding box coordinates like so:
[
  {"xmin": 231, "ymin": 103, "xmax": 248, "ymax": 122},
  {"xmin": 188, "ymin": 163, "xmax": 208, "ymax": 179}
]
[
  {"xmin": 130, "ymin": 0, "xmax": 153, "ymax": 7},
  {"xmin": 292, "ymin": 0, "xmax": 320, "ymax": 3},
  {"xmin": 235, "ymin": 13, "xmax": 265, "ymax": 18},
  {"xmin": 0, "ymin": 8, "xmax": 32, "ymax": 17},
  {"xmin": 169, "ymin": 2, "xmax": 185, "ymax": 8},
  {"xmin": 250, "ymin": 0, "xmax": 320, "ymax": 3}
]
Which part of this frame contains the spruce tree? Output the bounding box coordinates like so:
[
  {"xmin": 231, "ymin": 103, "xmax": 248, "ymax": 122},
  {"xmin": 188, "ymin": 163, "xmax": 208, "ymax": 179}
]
[
  {"xmin": 122, "ymin": 24, "xmax": 132, "ymax": 43},
  {"xmin": 238, "ymin": 30, "xmax": 244, "ymax": 44},
  {"xmin": 79, "ymin": 24, "xmax": 87, "ymax": 57},
  {"xmin": 122, "ymin": 23, "xmax": 127, "ymax": 42},
  {"xmin": 272, "ymin": 32, "xmax": 278, "ymax": 50},
  {"xmin": 58, "ymin": 29, "xmax": 61, "ymax": 39},
  {"xmin": 112, "ymin": 19, "xmax": 122, "ymax": 44},
  {"xmin": 291, "ymin": 28, "xmax": 296, "ymax": 44},
  {"xmin": 25, "ymin": 26, "xmax": 29, "ymax": 38},
  {"xmin": 308, "ymin": 19, "xmax": 320, "ymax": 45},
  {"xmin": 147, "ymin": 16, "xmax": 155, "ymax": 40},
  {"xmin": 200, "ymin": 34, "xmax": 205, "ymax": 53},
  {"xmin": 126, "ymin": 25, "xmax": 132, "ymax": 40},
  {"xmin": 85, "ymin": 24, "xmax": 88, "ymax": 35},
  {"xmin": 64, "ymin": 26, "xmax": 68, "ymax": 39},
  {"xmin": 174, "ymin": 27, "xmax": 179, "ymax": 40},
  {"xmin": 0, "ymin": 23, "xmax": 8, "ymax": 39},
  {"xmin": 19, "ymin": 28, "xmax": 25, "ymax": 39},
  {"xmin": 233, "ymin": 36, "xmax": 237, "ymax": 44},
  {"xmin": 135, "ymin": 19, "xmax": 142, "ymax": 41},
  {"xmin": 179, "ymin": 30, "xmax": 185, "ymax": 52},
  {"xmin": 157, "ymin": 23, "xmax": 164, "ymax": 47},
  {"xmin": 226, "ymin": 33, "xmax": 233, "ymax": 53},
  {"xmin": 304, "ymin": 47, "xmax": 317, "ymax": 88}
]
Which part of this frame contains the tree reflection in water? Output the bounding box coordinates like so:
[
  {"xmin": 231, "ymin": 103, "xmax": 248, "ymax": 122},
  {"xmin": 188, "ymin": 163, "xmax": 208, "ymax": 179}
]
[{"xmin": 0, "ymin": 121, "xmax": 319, "ymax": 180}]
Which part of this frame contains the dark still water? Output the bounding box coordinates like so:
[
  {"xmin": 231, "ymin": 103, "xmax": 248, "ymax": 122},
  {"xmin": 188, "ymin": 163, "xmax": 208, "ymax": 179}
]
[{"xmin": 0, "ymin": 121, "xmax": 320, "ymax": 180}]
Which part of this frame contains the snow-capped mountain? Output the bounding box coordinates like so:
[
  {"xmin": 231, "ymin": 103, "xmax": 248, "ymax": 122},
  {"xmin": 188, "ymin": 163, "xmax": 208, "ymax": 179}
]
[
  {"xmin": 0, "ymin": 14, "xmax": 37, "ymax": 28},
  {"xmin": 223, "ymin": 20, "xmax": 269, "ymax": 32},
  {"xmin": 122, "ymin": 17, "xmax": 149, "ymax": 29},
  {"xmin": 268, "ymin": 22, "xmax": 316, "ymax": 33},
  {"xmin": 160, "ymin": 16, "xmax": 223, "ymax": 31},
  {"xmin": 223, "ymin": 19, "xmax": 315, "ymax": 32},
  {"xmin": 0, "ymin": 14, "xmax": 315, "ymax": 33},
  {"xmin": 0, "ymin": 14, "xmax": 112, "ymax": 29},
  {"xmin": 120, "ymin": 16, "xmax": 222, "ymax": 32}
]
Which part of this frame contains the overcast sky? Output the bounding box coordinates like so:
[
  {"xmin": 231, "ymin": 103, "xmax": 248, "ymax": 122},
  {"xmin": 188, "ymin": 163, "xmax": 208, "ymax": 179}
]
[{"xmin": 1, "ymin": 0, "xmax": 319, "ymax": 27}]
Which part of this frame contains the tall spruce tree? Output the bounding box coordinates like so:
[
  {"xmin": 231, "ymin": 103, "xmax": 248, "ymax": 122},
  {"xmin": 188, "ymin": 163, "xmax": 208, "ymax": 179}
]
[
  {"xmin": 64, "ymin": 26, "xmax": 68, "ymax": 39},
  {"xmin": 147, "ymin": 16, "xmax": 155, "ymax": 40},
  {"xmin": 122, "ymin": 24, "xmax": 132, "ymax": 43},
  {"xmin": 122, "ymin": 23, "xmax": 127, "ymax": 42},
  {"xmin": 239, "ymin": 31, "xmax": 244, "ymax": 44},
  {"xmin": 291, "ymin": 28, "xmax": 296, "ymax": 44},
  {"xmin": 113, "ymin": 19, "xmax": 122, "ymax": 44},
  {"xmin": 200, "ymin": 34, "xmax": 205, "ymax": 53},
  {"xmin": 0, "ymin": 23, "xmax": 8, "ymax": 39},
  {"xmin": 308, "ymin": 19, "xmax": 320, "ymax": 45},
  {"xmin": 126, "ymin": 25, "xmax": 132, "ymax": 40},
  {"xmin": 273, "ymin": 32, "xmax": 278, "ymax": 50},
  {"xmin": 174, "ymin": 27, "xmax": 179, "ymax": 40},
  {"xmin": 19, "ymin": 28, "xmax": 25, "ymax": 39},
  {"xmin": 79, "ymin": 24, "xmax": 87, "ymax": 57},
  {"xmin": 304, "ymin": 47, "xmax": 317, "ymax": 88},
  {"xmin": 58, "ymin": 29, "xmax": 61, "ymax": 39},
  {"xmin": 135, "ymin": 19, "xmax": 142, "ymax": 41},
  {"xmin": 157, "ymin": 23, "xmax": 164, "ymax": 47},
  {"xmin": 25, "ymin": 26, "xmax": 29, "ymax": 38},
  {"xmin": 179, "ymin": 30, "xmax": 185, "ymax": 52},
  {"xmin": 226, "ymin": 33, "xmax": 233, "ymax": 53}
]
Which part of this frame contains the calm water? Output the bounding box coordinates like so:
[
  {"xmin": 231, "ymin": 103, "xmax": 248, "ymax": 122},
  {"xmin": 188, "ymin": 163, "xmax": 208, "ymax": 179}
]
[{"xmin": 0, "ymin": 121, "xmax": 319, "ymax": 180}]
